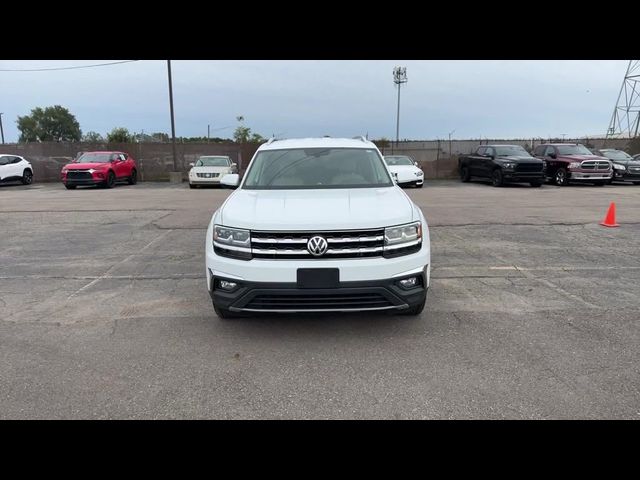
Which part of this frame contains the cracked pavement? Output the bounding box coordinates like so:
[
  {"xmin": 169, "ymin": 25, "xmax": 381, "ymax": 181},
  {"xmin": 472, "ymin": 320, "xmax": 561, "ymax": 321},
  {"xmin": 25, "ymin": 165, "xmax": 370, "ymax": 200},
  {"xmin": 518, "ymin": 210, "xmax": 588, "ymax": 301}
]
[{"xmin": 0, "ymin": 180, "xmax": 639, "ymax": 419}]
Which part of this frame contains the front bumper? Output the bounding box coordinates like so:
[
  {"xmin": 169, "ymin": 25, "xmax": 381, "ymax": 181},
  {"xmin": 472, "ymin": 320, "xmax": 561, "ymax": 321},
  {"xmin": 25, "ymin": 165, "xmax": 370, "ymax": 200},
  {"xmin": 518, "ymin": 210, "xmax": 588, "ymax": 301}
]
[
  {"xmin": 567, "ymin": 171, "xmax": 612, "ymax": 181},
  {"xmin": 398, "ymin": 178, "xmax": 424, "ymax": 186},
  {"xmin": 502, "ymin": 171, "xmax": 544, "ymax": 182},
  {"xmin": 612, "ymin": 170, "xmax": 640, "ymax": 182},
  {"xmin": 62, "ymin": 178, "xmax": 104, "ymax": 186},
  {"xmin": 189, "ymin": 176, "xmax": 222, "ymax": 185},
  {"xmin": 209, "ymin": 269, "xmax": 428, "ymax": 313}
]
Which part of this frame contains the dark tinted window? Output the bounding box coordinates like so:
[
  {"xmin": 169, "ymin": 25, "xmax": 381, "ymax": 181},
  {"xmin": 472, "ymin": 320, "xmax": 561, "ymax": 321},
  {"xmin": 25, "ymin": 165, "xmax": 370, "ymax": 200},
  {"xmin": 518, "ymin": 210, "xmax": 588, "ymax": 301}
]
[
  {"xmin": 494, "ymin": 146, "xmax": 532, "ymax": 157},
  {"xmin": 533, "ymin": 145, "xmax": 545, "ymax": 156}
]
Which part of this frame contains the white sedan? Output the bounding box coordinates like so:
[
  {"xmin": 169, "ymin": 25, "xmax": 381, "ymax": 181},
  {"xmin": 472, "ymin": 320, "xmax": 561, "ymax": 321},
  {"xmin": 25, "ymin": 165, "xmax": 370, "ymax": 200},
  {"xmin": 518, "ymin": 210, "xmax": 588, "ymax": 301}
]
[
  {"xmin": 384, "ymin": 155, "xmax": 424, "ymax": 188},
  {"xmin": 188, "ymin": 156, "xmax": 237, "ymax": 188},
  {"xmin": 0, "ymin": 154, "xmax": 34, "ymax": 185}
]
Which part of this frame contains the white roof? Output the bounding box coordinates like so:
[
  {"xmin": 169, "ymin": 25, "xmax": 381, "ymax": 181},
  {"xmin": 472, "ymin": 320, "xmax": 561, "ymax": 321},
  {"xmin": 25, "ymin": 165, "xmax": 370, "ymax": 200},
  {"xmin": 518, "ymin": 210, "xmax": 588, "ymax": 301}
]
[{"xmin": 258, "ymin": 137, "xmax": 376, "ymax": 151}]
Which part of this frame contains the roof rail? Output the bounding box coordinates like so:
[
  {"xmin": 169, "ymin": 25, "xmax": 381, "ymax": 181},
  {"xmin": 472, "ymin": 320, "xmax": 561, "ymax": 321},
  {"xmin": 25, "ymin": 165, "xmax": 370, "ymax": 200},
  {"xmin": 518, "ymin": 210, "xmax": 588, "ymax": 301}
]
[{"xmin": 352, "ymin": 135, "xmax": 367, "ymax": 142}]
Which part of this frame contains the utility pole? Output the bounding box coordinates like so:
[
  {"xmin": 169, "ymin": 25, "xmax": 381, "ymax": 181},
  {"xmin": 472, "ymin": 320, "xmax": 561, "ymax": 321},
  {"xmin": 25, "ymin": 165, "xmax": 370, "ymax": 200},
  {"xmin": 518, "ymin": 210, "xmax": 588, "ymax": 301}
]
[
  {"xmin": 393, "ymin": 66, "xmax": 408, "ymax": 147},
  {"xmin": 0, "ymin": 113, "xmax": 5, "ymax": 144},
  {"xmin": 167, "ymin": 60, "xmax": 178, "ymax": 172},
  {"xmin": 207, "ymin": 124, "xmax": 210, "ymax": 143}
]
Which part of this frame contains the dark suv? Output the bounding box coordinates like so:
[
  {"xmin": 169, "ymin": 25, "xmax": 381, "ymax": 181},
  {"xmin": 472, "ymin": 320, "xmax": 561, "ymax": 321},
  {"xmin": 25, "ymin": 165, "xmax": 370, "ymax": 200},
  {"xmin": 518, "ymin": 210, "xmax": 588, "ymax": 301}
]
[
  {"xmin": 458, "ymin": 144, "xmax": 545, "ymax": 187},
  {"xmin": 533, "ymin": 143, "xmax": 612, "ymax": 186}
]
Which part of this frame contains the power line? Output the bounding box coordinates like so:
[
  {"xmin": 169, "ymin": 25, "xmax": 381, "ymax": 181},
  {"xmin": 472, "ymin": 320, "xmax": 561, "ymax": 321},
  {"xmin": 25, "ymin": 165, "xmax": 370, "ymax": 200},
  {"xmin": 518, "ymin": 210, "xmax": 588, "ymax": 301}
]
[{"xmin": 0, "ymin": 60, "xmax": 139, "ymax": 72}]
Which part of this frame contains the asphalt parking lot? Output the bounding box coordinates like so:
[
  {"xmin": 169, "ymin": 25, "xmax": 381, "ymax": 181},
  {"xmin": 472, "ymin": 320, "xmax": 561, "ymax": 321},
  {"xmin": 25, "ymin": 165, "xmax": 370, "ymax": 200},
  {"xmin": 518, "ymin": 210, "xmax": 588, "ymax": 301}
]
[{"xmin": 1, "ymin": 180, "xmax": 639, "ymax": 419}]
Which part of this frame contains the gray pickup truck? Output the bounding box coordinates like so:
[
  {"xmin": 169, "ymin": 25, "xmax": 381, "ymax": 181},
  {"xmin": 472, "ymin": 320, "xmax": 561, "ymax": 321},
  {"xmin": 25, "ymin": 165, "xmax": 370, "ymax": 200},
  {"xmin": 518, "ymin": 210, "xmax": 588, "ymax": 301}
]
[{"xmin": 459, "ymin": 144, "xmax": 545, "ymax": 187}]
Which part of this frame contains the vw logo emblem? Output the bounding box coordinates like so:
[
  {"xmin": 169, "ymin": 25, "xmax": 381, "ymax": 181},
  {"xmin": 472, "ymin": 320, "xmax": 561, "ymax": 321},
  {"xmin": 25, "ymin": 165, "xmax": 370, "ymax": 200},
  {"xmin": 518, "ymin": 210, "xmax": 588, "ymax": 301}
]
[{"xmin": 307, "ymin": 236, "xmax": 328, "ymax": 256}]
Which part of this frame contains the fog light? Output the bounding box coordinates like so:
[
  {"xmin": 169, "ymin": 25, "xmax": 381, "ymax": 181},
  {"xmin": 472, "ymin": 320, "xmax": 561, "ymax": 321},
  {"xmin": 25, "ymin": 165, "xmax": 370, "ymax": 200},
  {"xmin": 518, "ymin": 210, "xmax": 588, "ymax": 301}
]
[
  {"xmin": 219, "ymin": 280, "xmax": 237, "ymax": 290},
  {"xmin": 398, "ymin": 277, "xmax": 418, "ymax": 289}
]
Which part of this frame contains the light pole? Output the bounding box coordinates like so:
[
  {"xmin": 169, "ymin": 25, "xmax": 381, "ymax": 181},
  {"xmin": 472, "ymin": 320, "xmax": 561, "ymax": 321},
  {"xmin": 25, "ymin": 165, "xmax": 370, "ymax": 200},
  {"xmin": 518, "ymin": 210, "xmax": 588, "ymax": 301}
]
[
  {"xmin": 0, "ymin": 113, "xmax": 5, "ymax": 144},
  {"xmin": 167, "ymin": 60, "xmax": 178, "ymax": 173},
  {"xmin": 393, "ymin": 66, "xmax": 408, "ymax": 147}
]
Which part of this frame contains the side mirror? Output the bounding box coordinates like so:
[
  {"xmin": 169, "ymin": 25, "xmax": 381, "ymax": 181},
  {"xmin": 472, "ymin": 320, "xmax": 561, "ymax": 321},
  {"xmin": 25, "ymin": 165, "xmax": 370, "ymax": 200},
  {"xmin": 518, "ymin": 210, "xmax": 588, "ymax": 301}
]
[
  {"xmin": 392, "ymin": 172, "xmax": 399, "ymax": 183},
  {"xmin": 230, "ymin": 163, "xmax": 237, "ymax": 169},
  {"xmin": 189, "ymin": 162, "xmax": 194, "ymax": 167},
  {"xmin": 220, "ymin": 173, "xmax": 240, "ymax": 188}
]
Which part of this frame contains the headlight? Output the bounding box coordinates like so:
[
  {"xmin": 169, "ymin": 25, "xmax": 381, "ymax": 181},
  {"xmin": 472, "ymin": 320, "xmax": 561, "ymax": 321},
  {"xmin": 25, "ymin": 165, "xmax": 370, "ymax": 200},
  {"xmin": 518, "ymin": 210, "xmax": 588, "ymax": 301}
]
[
  {"xmin": 569, "ymin": 162, "xmax": 581, "ymax": 169},
  {"xmin": 213, "ymin": 225, "xmax": 251, "ymax": 260},
  {"xmin": 501, "ymin": 162, "xmax": 516, "ymax": 169},
  {"xmin": 61, "ymin": 168, "xmax": 68, "ymax": 173},
  {"xmin": 415, "ymin": 171, "xmax": 423, "ymax": 177},
  {"xmin": 383, "ymin": 221, "xmax": 422, "ymax": 258},
  {"xmin": 613, "ymin": 163, "xmax": 626, "ymax": 171}
]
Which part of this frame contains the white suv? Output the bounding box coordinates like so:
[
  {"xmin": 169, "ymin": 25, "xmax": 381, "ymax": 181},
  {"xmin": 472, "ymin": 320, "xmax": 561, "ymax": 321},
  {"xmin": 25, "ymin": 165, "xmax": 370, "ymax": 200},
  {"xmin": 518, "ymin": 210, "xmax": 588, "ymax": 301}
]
[
  {"xmin": 205, "ymin": 137, "xmax": 431, "ymax": 318},
  {"xmin": 0, "ymin": 155, "xmax": 33, "ymax": 185}
]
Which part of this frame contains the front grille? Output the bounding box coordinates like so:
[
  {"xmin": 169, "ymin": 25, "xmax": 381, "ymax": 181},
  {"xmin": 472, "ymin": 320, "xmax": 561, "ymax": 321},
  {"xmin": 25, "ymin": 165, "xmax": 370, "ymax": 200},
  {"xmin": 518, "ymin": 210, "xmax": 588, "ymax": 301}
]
[
  {"xmin": 244, "ymin": 292, "xmax": 393, "ymax": 311},
  {"xmin": 66, "ymin": 171, "xmax": 93, "ymax": 180},
  {"xmin": 250, "ymin": 228, "xmax": 385, "ymax": 259},
  {"xmin": 581, "ymin": 161, "xmax": 611, "ymax": 171},
  {"xmin": 515, "ymin": 163, "xmax": 543, "ymax": 173},
  {"xmin": 196, "ymin": 172, "xmax": 220, "ymax": 178}
]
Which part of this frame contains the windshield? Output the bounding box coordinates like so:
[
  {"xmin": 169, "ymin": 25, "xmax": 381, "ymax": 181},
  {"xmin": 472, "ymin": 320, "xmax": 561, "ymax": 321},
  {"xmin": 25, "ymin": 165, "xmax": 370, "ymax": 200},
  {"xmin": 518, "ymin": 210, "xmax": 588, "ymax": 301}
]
[
  {"xmin": 601, "ymin": 150, "xmax": 632, "ymax": 161},
  {"xmin": 196, "ymin": 156, "xmax": 230, "ymax": 167},
  {"xmin": 556, "ymin": 145, "xmax": 593, "ymax": 155},
  {"xmin": 494, "ymin": 146, "xmax": 531, "ymax": 157},
  {"xmin": 385, "ymin": 156, "xmax": 414, "ymax": 166},
  {"xmin": 76, "ymin": 153, "xmax": 116, "ymax": 163},
  {"xmin": 243, "ymin": 148, "xmax": 394, "ymax": 189}
]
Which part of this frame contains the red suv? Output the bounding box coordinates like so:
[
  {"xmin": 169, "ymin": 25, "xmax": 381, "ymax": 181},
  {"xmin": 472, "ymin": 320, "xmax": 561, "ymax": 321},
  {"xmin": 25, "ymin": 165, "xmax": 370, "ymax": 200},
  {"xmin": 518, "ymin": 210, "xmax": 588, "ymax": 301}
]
[{"xmin": 61, "ymin": 151, "xmax": 138, "ymax": 189}]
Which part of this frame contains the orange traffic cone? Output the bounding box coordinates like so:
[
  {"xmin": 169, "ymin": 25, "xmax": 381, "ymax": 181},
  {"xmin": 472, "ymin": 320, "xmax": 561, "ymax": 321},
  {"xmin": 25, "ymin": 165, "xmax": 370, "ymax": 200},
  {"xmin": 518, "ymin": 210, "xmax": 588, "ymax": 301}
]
[{"xmin": 600, "ymin": 202, "xmax": 619, "ymax": 227}]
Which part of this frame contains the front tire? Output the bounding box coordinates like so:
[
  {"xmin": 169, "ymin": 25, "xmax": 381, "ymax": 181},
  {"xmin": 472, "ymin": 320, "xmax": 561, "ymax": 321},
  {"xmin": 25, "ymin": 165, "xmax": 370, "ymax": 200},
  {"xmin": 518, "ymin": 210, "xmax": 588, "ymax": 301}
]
[
  {"xmin": 491, "ymin": 169, "xmax": 504, "ymax": 187},
  {"xmin": 21, "ymin": 169, "xmax": 33, "ymax": 185},
  {"xmin": 104, "ymin": 171, "xmax": 115, "ymax": 189},
  {"xmin": 127, "ymin": 169, "xmax": 137, "ymax": 185},
  {"xmin": 460, "ymin": 166, "xmax": 471, "ymax": 182},
  {"xmin": 555, "ymin": 168, "xmax": 569, "ymax": 186}
]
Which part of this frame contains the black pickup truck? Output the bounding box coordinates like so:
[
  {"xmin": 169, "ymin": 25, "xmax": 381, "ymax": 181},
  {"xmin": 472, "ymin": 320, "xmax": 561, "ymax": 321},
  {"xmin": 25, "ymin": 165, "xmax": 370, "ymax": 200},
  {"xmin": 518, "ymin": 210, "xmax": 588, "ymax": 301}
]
[{"xmin": 459, "ymin": 144, "xmax": 545, "ymax": 187}]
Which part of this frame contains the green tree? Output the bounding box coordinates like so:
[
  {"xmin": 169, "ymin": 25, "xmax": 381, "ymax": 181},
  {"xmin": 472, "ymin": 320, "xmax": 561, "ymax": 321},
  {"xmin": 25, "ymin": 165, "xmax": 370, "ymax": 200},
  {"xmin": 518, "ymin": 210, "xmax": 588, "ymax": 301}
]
[
  {"xmin": 233, "ymin": 115, "xmax": 264, "ymax": 143},
  {"xmin": 82, "ymin": 131, "xmax": 105, "ymax": 142},
  {"xmin": 16, "ymin": 105, "xmax": 81, "ymax": 142},
  {"xmin": 107, "ymin": 127, "xmax": 133, "ymax": 143}
]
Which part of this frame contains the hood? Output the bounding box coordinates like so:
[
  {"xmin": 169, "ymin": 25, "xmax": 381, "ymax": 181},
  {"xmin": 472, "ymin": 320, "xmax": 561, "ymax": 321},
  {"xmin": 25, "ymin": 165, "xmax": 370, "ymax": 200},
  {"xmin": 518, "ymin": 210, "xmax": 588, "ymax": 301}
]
[
  {"xmin": 611, "ymin": 159, "xmax": 640, "ymax": 167},
  {"xmin": 496, "ymin": 155, "xmax": 542, "ymax": 163},
  {"xmin": 219, "ymin": 187, "xmax": 415, "ymax": 230},
  {"xmin": 557, "ymin": 154, "xmax": 609, "ymax": 162},
  {"xmin": 190, "ymin": 166, "xmax": 231, "ymax": 173},
  {"xmin": 65, "ymin": 162, "xmax": 110, "ymax": 170}
]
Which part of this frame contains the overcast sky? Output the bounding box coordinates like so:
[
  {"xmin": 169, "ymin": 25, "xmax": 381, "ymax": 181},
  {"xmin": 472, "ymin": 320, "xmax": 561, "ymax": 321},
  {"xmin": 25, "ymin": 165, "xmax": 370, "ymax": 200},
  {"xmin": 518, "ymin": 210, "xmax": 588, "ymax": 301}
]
[{"xmin": 0, "ymin": 60, "xmax": 629, "ymax": 143}]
